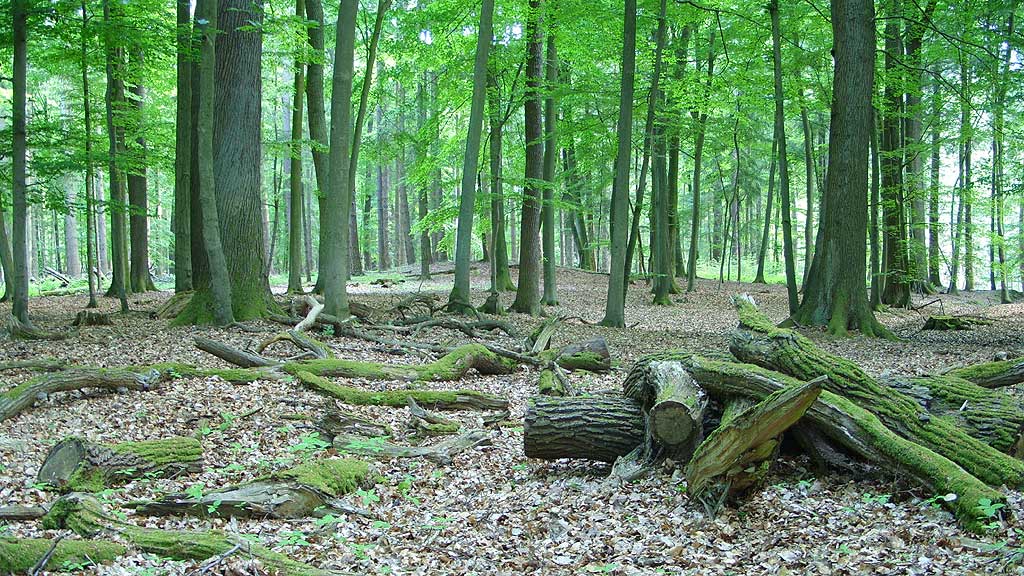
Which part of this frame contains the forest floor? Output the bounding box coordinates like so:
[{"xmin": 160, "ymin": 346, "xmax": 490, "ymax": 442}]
[{"xmin": 2, "ymin": 266, "xmax": 1024, "ymax": 575}]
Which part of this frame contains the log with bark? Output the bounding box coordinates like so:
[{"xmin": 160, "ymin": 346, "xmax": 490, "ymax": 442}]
[
  {"xmin": 922, "ymin": 315, "xmax": 991, "ymax": 330},
  {"xmin": 294, "ymin": 370, "xmax": 508, "ymax": 411},
  {"xmin": 946, "ymin": 358, "xmax": 1024, "ymax": 389},
  {"xmin": 407, "ymin": 397, "xmax": 460, "ymax": 436},
  {"xmin": 730, "ymin": 296, "xmax": 1024, "ymax": 489},
  {"xmin": 623, "ymin": 359, "xmax": 709, "ymax": 460},
  {"xmin": 38, "ymin": 436, "xmax": 202, "ymax": 492},
  {"xmin": 42, "ymin": 493, "xmax": 346, "ymax": 575},
  {"xmin": 0, "ymin": 367, "xmax": 169, "ymax": 424},
  {"xmin": 524, "ymin": 396, "xmax": 645, "ymax": 462},
  {"xmin": 540, "ymin": 338, "xmax": 612, "ymax": 372},
  {"xmin": 316, "ymin": 405, "xmax": 392, "ymax": 441},
  {"xmin": 129, "ymin": 458, "xmax": 371, "ymax": 519}
]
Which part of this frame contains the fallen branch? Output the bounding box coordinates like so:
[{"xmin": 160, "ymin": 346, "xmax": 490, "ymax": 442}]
[
  {"xmin": 1, "ymin": 367, "xmax": 168, "ymax": 424},
  {"xmin": 294, "ymin": 371, "xmax": 508, "ymax": 411},
  {"xmin": 334, "ymin": 430, "xmax": 491, "ymax": 465}
]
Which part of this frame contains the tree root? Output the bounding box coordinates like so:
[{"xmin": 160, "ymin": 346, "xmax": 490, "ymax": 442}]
[{"xmin": 0, "ymin": 536, "xmax": 126, "ymax": 573}]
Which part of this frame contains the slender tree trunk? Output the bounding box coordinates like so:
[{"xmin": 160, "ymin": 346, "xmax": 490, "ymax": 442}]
[
  {"xmin": 127, "ymin": 47, "xmax": 155, "ymax": 293},
  {"xmin": 800, "ymin": 100, "xmax": 815, "ymax": 282},
  {"xmin": 305, "ymin": 0, "xmax": 329, "ymax": 292},
  {"xmin": 753, "ymin": 134, "xmax": 778, "ymax": 284},
  {"xmin": 869, "ymin": 107, "xmax": 881, "ymax": 308},
  {"xmin": 880, "ymin": 15, "xmax": 910, "ymax": 308},
  {"xmin": 416, "ymin": 78, "xmax": 432, "ymax": 280},
  {"xmin": 992, "ymin": 8, "xmax": 1015, "ymax": 303},
  {"xmin": 487, "ymin": 60, "xmax": 514, "ymax": 288},
  {"xmin": 375, "ymin": 103, "xmax": 391, "ymax": 271},
  {"xmin": 447, "ymin": 0, "xmax": 494, "ymax": 312},
  {"xmin": 541, "ymin": 14, "xmax": 559, "ymax": 306},
  {"xmin": 303, "ymin": 173, "xmax": 314, "ymax": 281},
  {"xmin": 685, "ymin": 26, "xmax": 715, "ymax": 293},
  {"xmin": 903, "ymin": 0, "xmax": 936, "ymax": 292},
  {"xmin": 102, "ymin": 0, "xmax": 129, "ymax": 312},
  {"xmin": 194, "ymin": 0, "xmax": 233, "ymax": 325},
  {"xmin": 287, "ymin": 0, "xmax": 306, "ymax": 294},
  {"xmin": 511, "ymin": 0, "xmax": 546, "ymax": 316},
  {"xmin": 927, "ymin": 81, "xmax": 942, "ymax": 288},
  {"xmin": 770, "ymin": 0, "xmax": 798, "ymax": 313},
  {"xmin": 81, "ymin": 0, "xmax": 98, "ymax": 308},
  {"xmin": 960, "ymin": 56, "xmax": 974, "ymax": 291},
  {"xmin": 650, "ymin": 1, "xmax": 670, "ymax": 305},
  {"xmin": 64, "ymin": 187, "xmax": 81, "ymax": 278},
  {"xmin": 322, "ymin": 0, "xmax": 357, "ymax": 319}
]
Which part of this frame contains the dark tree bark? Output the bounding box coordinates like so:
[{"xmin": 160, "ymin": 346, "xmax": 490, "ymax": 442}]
[
  {"xmin": 80, "ymin": 1, "xmax": 99, "ymax": 308},
  {"xmin": 685, "ymin": 26, "xmax": 716, "ymax": 293},
  {"xmin": 800, "ymin": 100, "xmax": 815, "ymax": 283},
  {"xmin": 487, "ymin": 58, "xmax": 514, "ymax": 289},
  {"xmin": 792, "ymin": 0, "xmax": 889, "ymax": 337},
  {"xmin": 174, "ymin": 0, "xmax": 193, "ymax": 293},
  {"xmin": 541, "ymin": 14, "xmax": 559, "ymax": 307},
  {"xmin": 927, "ymin": 81, "xmax": 943, "ymax": 288},
  {"xmin": 650, "ymin": 0, "xmax": 671, "ymax": 306},
  {"xmin": 127, "ymin": 48, "xmax": 156, "ymax": 293},
  {"xmin": 880, "ymin": 15, "xmax": 911, "ymax": 308},
  {"xmin": 769, "ymin": 0, "xmax": 798, "ymax": 313},
  {"xmin": 305, "ymin": 0, "xmax": 329, "ymax": 293},
  {"xmin": 287, "ymin": 0, "xmax": 306, "ymax": 294},
  {"xmin": 599, "ymin": 0, "xmax": 636, "ymax": 326},
  {"xmin": 753, "ymin": 136, "xmax": 778, "ymax": 284},
  {"xmin": 102, "ymin": 0, "xmax": 130, "ymax": 313},
  {"xmin": 511, "ymin": 0, "xmax": 546, "ymax": 316}
]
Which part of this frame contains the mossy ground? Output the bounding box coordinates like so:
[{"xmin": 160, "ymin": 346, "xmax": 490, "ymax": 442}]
[
  {"xmin": 112, "ymin": 436, "xmax": 202, "ymax": 465},
  {"xmin": 0, "ymin": 537, "xmax": 126, "ymax": 572}
]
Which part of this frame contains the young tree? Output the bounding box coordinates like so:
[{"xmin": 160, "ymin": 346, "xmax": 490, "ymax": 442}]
[
  {"xmin": 173, "ymin": 0, "xmax": 193, "ymax": 293},
  {"xmin": 511, "ymin": 0, "xmax": 545, "ymax": 316},
  {"xmin": 685, "ymin": 26, "xmax": 716, "ymax": 293},
  {"xmin": 879, "ymin": 12, "xmax": 910, "ymax": 307},
  {"xmin": 540, "ymin": 3, "xmax": 559, "ymax": 307},
  {"xmin": 102, "ymin": 0, "xmax": 129, "ymax": 312},
  {"xmin": 287, "ymin": 0, "xmax": 306, "ymax": 294},
  {"xmin": 127, "ymin": 48, "xmax": 156, "ymax": 293},
  {"xmin": 599, "ymin": 0, "xmax": 635, "ymax": 327},
  {"xmin": 769, "ymin": 0, "xmax": 798, "ymax": 313},
  {"xmin": 792, "ymin": 0, "xmax": 889, "ymax": 337},
  {"xmin": 322, "ymin": 0, "xmax": 357, "ymax": 319},
  {"xmin": 447, "ymin": 0, "xmax": 494, "ymax": 313},
  {"xmin": 81, "ymin": 0, "xmax": 99, "ymax": 308}
]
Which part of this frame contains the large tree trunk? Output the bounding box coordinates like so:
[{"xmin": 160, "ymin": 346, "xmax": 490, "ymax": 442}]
[
  {"xmin": 287, "ymin": 0, "xmax": 306, "ymax": 294},
  {"xmin": 487, "ymin": 55, "xmax": 514, "ymax": 290},
  {"xmin": 685, "ymin": 26, "xmax": 715, "ymax": 293},
  {"xmin": 623, "ymin": 358, "xmax": 707, "ymax": 459},
  {"xmin": 792, "ymin": 0, "xmax": 887, "ymax": 337},
  {"xmin": 102, "ymin": 0, "xmax": 130, "ymax": 313},
  {"xmin": 80, "ymin": 1, "xmax": 99, "ymax": 308},
  {"xmin": 879, "ymin": 14, "xmax": 910, "ymax": 307},
  {"xmin": 305, "ymin": 0, "xmax": 329, "ymax": 293}
]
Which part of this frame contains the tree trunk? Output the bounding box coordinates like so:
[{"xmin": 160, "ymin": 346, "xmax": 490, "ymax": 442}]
[
  {"xmin": 754, "ymin": 134, "xmax": 778, "ymax": 284},
  {"xmin": 769, "ymin": 0, "xmax": 798, "ymax": 313},
  {"xmin": 792, "ymin": 0, "xmax": 888, "ymax": 337},
  {"xmin": 511, "ymin": 0, "xmax": 545, "ymax": 316},
  {"xmin": 903, "ymin": 0, "xmax": 936, "ymax": 292},
  {"xmin": 487, "ymin": 59, "xmax": 513, "ymax": 289},
  {"xmin": 685, "ymin": 26, "xmax": 716, "ymax": 293},
  {"xmin": 541, "ymin": 20, "xmax": 559, "ymax": 306},
  {"xmin": 800, "ymin": 100, "xmax": 815, "ymax": 283},
  {"xmin": 880, "ymin": 15, "xmax": 910, "ymax": 308},
  {"xmin": 102, "ymin": 0, "xmax": 130, "ymax": 313},
  {"xmin": 447, "ymin": 0, "xmax": 494, "ymax": 313},
  {"xmin": 649, "ymin": 0, "xmax": 670, "ymax": 306},
  {"xmin": 38, "ymin": 436, "xmax": 202, "ymax": 492},
  {"xmin": 64, "ymin": 186, "xmax": 81, "ymax": 277},
  {"xmin": 80, "ymin": 2, "xmax": 99, "ymax": 308},
  {"xmin": 288, "ymin": 1, "xmax": 306, "ymax": 294},
  {"xmin": 869, "ymin": 107, "xmax": 881, "ymax": 308},
  {"xmin": 127, "ymin": 48, "xmax": 155, "ymax": 293},
  {"xmin": 174, "ymin": 0, "xmax": 193, "ymax": 293},
  {"xmin": 623, "ymin": 358, "xmax": 707, "ymax": 459},
  {"xmin": 927, "ymin": 81, "xmax": 943, "ymax": 288},
  {"xmin": 417, "ymin": 77, "xmax": 432, "ymax": 280},
  {"xmin": 599, "ymin": 0, "xmax": 636, "ymax": 326},
  {"xmin": 305, "ymin": 0, "xmax": 329, "ymax": 293}
]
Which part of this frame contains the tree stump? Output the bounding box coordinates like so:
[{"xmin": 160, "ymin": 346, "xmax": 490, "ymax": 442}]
[{"xmin": 623, "ymin": 359, "xmax": 709, "ymax": 459}]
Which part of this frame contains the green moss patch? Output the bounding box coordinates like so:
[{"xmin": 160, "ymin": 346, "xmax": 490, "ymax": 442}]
[
  {"xmin": 112, "ymin": 436, "xmax": 202, "ymax": 465},
  {"xmin": 0, "ymin": 538, "xmax": 126, "ymax": 572},
  {"xmin": 278, "ymin": 458, "xmax": 370, "ymax": 497}
]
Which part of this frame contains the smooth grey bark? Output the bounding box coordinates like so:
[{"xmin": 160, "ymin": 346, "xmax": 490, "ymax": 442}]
[
  {"xmin": 127, "ymin": 48, "xmax": 155, "ymax": 293},
  {"xmin": 685, "ymin": 26, "xmax": 716, "ymax": 293},
  {"xmin": 416, "ymin": 78, "xmax": 431, "ymax": 280},
  {"xmin": 173, "ymin": 0, "xmax": 193, "ymax": 295},
  {"xmin": 287, "ymin": 0, "xmax": 306, "ymax": 294},
  {"xmin": 447, "ymin": 0, "xmax": 494, "ymax": 313},
  {"xmin": 753, "ymin": 136, "xmax": 778, "ymax": 284},
  {"xmin": 322, "ymin": 0, "xmax": 357, "ymax": 319},
  {"xmin": 305, "ymin": 0, "xmax": 329, "ymax": 292},
  {"xmin": 880, "ymin": 14, "xmax": 910, "ymax": 308},
  {"xmin": 599, "ymin": 0, "xmax": 635, "ymax": 327},
  {"xmin": 927, "ymin": 81, "xmax": 942, "ymax": 288},
  {"xmin": 11, "ymin": 0, "xmax": 29, "ymax": 321}
]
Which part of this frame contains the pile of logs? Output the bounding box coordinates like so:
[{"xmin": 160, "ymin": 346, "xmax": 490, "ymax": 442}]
[{"xmin": 525, "ymin": 295, "xmax": 1024, "ymax": 532}]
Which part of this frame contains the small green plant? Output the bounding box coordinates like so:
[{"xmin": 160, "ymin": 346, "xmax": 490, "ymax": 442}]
[
  {"xmin": 185, "ymin": 483, "xmax": 204, "ymax": 500},
  {"xmin": 30, "ymin": 481, "xmax": 52, "ymax": 491},
  {"xmin": 397, "ymin": 475, "xmax": 420, "ymax": 505},
  {"xmin": 198, "ymin": 425, "xmax": 213, "ymax": 437},
  {"xmin": 978, "ymin": 497, "xmax": 1006, "ymax": 531},
  {"xmin": 422, "ymin": 515, "xmax": 450, "ymax": 531},
  {"xmin": 290, "ymin": 432, "xmax": 330, "ymax": 458},
  {"xmin": 61, "ymin": 559, "xmax": 92, "ymax": 571},
  {"xmin": 218, "ymin": 412, "xmax": 236, "ymax": 431},
  {"xmin": 372, "ymin": 520, "xmax": 391, "ymax": 531},
  {"xmin": 349, "ymin": 542, "xmax": 373, "ymax": 560},
  {"xmin": 861, "ymin": 492, "xmax": 891, "ymax": 505},
  {"xmin": 280, "ymin": 530, "xmax": 312, "ymax": 548},
  {"xmin": 922, "ymin": 493, "xmax": 957, "ymax": 509},
  {"xmin": 796, "ymin": 479, "xmax": 813, "ymax": 490},
  {"xmin": 315, "ymin": 513, "xmax": 340, "ymax": 528},
  {"xmin": 339, "ymin": 436, "xmax": 387, "ymax": 454},
  {"xmin": 206, "ymin": 499, "xmax": 223, "ymax": 514},
  {"xmin": 584, "ymin": 563, "xmax": 617, "ymax": 573},
  {"xmin": 222, "ymin": 462, "xmax": 245, "ymax": 473},
  {"xmin": 512, "ymin": 463, "xmax": 528, "ymax": 472},
  {"xmin": 836, "ymin": 543, "xmax": 853, "ymax": 555},
  {"xmin": 322, "ymin": 324, "xmax": 335, "ymax": 337},
  {"xmin": 0, "ymin": 523, "xmax": 10, "ymax": 537},
  {"xmin": 356, "ymin": 488, "xmax": 380, "ymax": 506}
]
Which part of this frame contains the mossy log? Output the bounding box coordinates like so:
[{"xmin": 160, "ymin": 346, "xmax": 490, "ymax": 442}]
[
  {"xmin": 885, "ymin": 374, "xmax": 1024, "ymax": 454},
  {"xmin": 637, "ymin": 352, "xmax": 1006, "ymax": 532},
  {"xmin": 730, "ymin": 297, "xmax": 1024, "ymax": 488},
  {"xmin": 524, "ymin": 396, "xmax": 645, "ymax": 463},
  {"xmin": 946, "ymin": 358, "xmax": 1024, "ymax": 389},
  {"xmin": 42, "ymin": 493, "xmax": 345, "ymax": 575},
  {"xmin": 922, "ymin": 315, "xmax": 991, "ymax": 330},
  {"xmin": 316, "ymin": 407, "xmax": 391, "ymax": 441},
  {"xmin": 1, "ymin": 537, "xmax": 126, "ymax": 572},
  {"xmin": 539, "ymin": 338, "xmax": 612, "ymax": 372},
  {"xmin": 285, "ymin": 343, "xmax": 518, "ymax": 382},
  {"xmin": 294, "ymin": 371, "xmax": 508, "ymax": 411},
  {"xmin": 0, "ymin": 504, "xmax": 48, "ymax": 520},
  {"xmin": 334, "ymin": 430, "xmax": 490, "ymax": 465},
  {"xmin": 38, "ymin": 436, "xmax": 203, "ymax": 492},
  {"xmin": 0, "ymin": 367, "xmax": 168, "ymax": 424},
  {"xmin": 195, "ymin": 336, "xmax": 279, "ymax": 368},
  {"xmin": 154, "ymin": 291, "xmax": 193, "ymax": 319},
  {"xmin": 685, "ymin": 379, "xmax": 822, "ymax": 500},
  {"xmin": 130, "ymin": 458, "xmax": 371, "ymax": 519},
  {"xmin": 258, "ymin": 329, "xmax": 333, "ymax": 359},
  {"xmin": 407, "ymin": 397, "xmax": 460, "ymax": 436},
  {"xmin": 0, "ymin": 357, "xmax": 66, "ymax": 372},
  {"xmin": 537, "ymin": 369, "xmax": 568, "ymax": 396},
  {"xmin": 623, "ymin": 360, "xmax": 709, "ymax": 459}
]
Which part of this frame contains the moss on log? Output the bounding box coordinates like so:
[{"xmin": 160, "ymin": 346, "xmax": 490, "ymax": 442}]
[
  {"xmin": 922, "ymin": 315, "xmax": 991, "ymax": 330},
  {"xmin": 334, "ymin": 430, "xmax": 490, "ymax": 465},
  {"xmin": 43, "ymin": 493, "xmax": 346, "ymax": 575},
  {"xmin": 38, "ymin": 436, "xmax": 203, "ymax": 492},
  {"xmin": 524, "ymin": 396, "xmax": 645, "ymax": 463},
  {"xmin": 131, "ymin": 458, "xmax": 370, "ymax": 519},
  {"xmin": 537, "ymin": 369, "xmax": 567, "ymax": 396},
  {"xmin": 946, "ymin": 358, "xmax": 1024, "ymax": 389},
  {"xmin": 632, "ymin": 352, "xmax": 1006, "ymax": 532},
  {"xmin": 538, "ymin": 338, "xmax": 612, "ymax": 372},
  {"xmin": 0, "ymin": 367, "xmax": 169, "ymax": 424},
  {"xmin": 686, "ymin": 379, "xmax": 821, "ymax": 499},
  {"xmin": 0, "ymin": 537, "xmax": 126, "ymax": 572},
  {"xmin": 285, "ymin": 343, "xmax": 518, "ymax": 382},
  {"xmin": 293, "ymin": 370, "xmax": 508, "ymax": 411},
  {"xmin": 730, "ymin": 297, "xmax": 1024, "ymax": 488}
]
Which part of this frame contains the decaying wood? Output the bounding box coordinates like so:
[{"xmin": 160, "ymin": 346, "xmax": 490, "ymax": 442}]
[
  {"xmin": 2, "ymin": 314, "xmax": 70, "ymax": 341},
  {"xmin": 0, "ymin": 504, "xmax": 48, "ymax": 520},
  {"xmin": 258, "ymin": 330, "xmax": 333, "ymax": 359},
  {"xmin": 537, "ymin": 369, "xmax": 568, "ymax": 397},
  {"xmin": 922, "ymin": 315, "xmax": 992, "ymax": 331},
  {"xmin": 153, "ymin": 291, "xmax": 192, "ymax": 319},
  {"xmin": 685, "ymin": 378, "xmax": 822, "ymax": 501},
  {"xmin": 130, "ymin": 458, "xmax": 371, "ymax": 519},
  {"xmin": 524, "ymin": 396, "xmax": 645, "ymax": 463},
  {"xmin": 333, "ymin": 430, "xmax": 491, "ymax": 465},
  {"xmin": 316, "ymin": 406, "xmax": 392, "ymax": 441},
  {"xmin": 623, "ymin": 360, "xmax": 709, "ymax": 459},
  {"xmin": 544, "ymin": 338, "xmax": 612, "ymax": 372},
  {"xmin": 42, "ymin": 493, "xmax": 346, "ymax": 575},
  {"xmin": 194, "ymin": 336, "xmax": 279, "ymax": 368},
  {"xmin": 0, "ymin": 358, "xmax": 66, "ymax": 372},
  {"xmin": 730, "ymin": 296, "xmax": 1024, "ymax": 489},
  {"xmin": 407, "ymin": 397, "xmax": 460, "ymax": 436},
  {"xmin": 946, "ymin": 358, "xmax": 1024, "ymax": 389},
  {"xmin": 529, "ymin": 316, "xmax": 562, "ymax": 354},
  {"xmin": 0, "ymin": 367, "xmax": 168, "ymax": 424},
  {"xmin": 37, "ymin": 436, "xmax": 202, "ymax": 492},
  {"xmin": 294, "ymin": 370, "xmax": 509, "ymax": 411}
]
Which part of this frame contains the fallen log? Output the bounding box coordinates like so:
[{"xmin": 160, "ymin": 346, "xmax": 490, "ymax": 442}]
[
  {"xmin": 316, "ymin": 406, "xmax": 392, "ymax": 441},
  {"xmin": 130, "ymin": 458, "xmax": 371, "ymax": 519},
  {"xmin": 685, "ymin": 379, "xmax": 822, "ymax": 501},
  {"xmin": 195, "ymin": 337, "xmax": 278, "ymax": 368},
  {"xmin": 730, "ymin": 296, "xmax": 1024, "ymax": 488},
  {"xmin": 284, "ymin": 343, "xmax": 518, "ymax": 382},
  {"xmin": 946, "ymin": 358, "xmax": 1024, "ymax": 389},
  {"xmin": 524, "ymin": 396, "xmax": 645, "ymax": 463},
  {"xmin": 537, "ymin": 369, "xmax": 568, "ymax": 396},
  {"xmin": 0, "ymin": 358, "xmax": 66, "ymax": 372},
  {"xmin": 923, "ymin": 315, "xmax": 991, "ymax": 330},
  {"xmin": 0, "ymin": 537, "xmax": 125, "ymax": 573},
  {"xmin": 623, "ymin": 360, "xmax": 709, "ymax": 459},
  {"xmin": 258, "ymin": 330, "xmax": 333, "ymax": 359},
  {"xmin": 72, "ymin": 311, "xmax": 113, "ymax": 327},
  {"xmin": 407, "ymin": 397, "xmax": 460, "ymax": 436},
  {"xmin": 42, "ymin": 493, "xmax": 345, "ymax": 575},
  {"xmin": 334, "ymin": 430, "xmax": 491, "ymax": 465},
  {"xmin": 540, "ymin": 338, "xmax": 612, "ymax": 372},
  {"xmin": 0, "ymin": 367, "xmax": 168, "ymax": 424},
  {"xmin": 0, "ymin": 504, "xmax": 48, "ymax": 521},
  {"xmin": 638, "ymin": 352, "xmax": 1006, "ymax": 532},
  {"xmin": 37, "ymin": 436, "xmax": 202, "ymax": 493},
  {"xmin": 293, "ymin": 371, "xmax": 508, "ymax": 411}
]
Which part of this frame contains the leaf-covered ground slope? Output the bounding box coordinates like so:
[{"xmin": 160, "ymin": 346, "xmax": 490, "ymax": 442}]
[{"xmin": 2, "ymin": 267, "xmax": 1023, "ymax": 575}]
